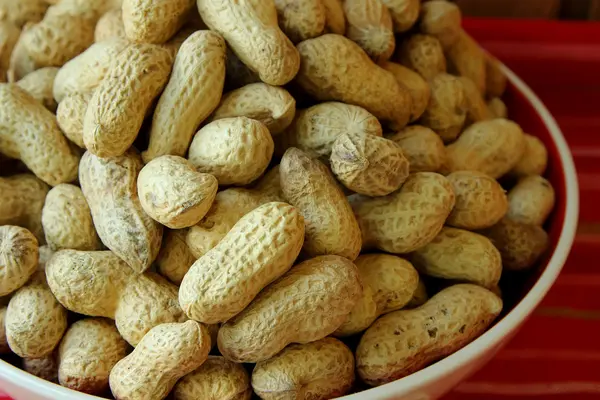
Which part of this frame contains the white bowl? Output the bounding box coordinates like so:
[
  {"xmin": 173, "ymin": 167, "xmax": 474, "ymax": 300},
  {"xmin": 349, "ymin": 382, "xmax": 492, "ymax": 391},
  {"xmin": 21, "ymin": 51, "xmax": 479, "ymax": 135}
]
[{"xmin": 0, "ymin": 65, "xmax": 579, "ymax": 400}]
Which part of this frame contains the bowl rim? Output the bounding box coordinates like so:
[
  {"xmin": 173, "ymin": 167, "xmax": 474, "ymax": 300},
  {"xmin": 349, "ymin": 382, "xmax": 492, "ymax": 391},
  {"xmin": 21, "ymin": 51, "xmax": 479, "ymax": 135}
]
[{"xmin": 0, "ymin": 66, "xmax": 580, "ymax": 400}]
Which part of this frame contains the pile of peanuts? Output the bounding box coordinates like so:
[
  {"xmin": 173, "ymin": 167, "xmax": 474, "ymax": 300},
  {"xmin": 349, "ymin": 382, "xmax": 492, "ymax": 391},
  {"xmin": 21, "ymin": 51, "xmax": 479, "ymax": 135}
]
[{"xmin": 0, "ymin": 0, "xmax": 556, "ymax": 399}]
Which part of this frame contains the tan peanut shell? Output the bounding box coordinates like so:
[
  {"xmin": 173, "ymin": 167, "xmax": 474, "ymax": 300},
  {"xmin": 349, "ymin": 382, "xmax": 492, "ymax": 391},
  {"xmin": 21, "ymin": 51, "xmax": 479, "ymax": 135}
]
[
  {"xmin": 344, "ymin": 0, "xmax": 395, "ymax": 63},
  {"xmin": 174, "ymin": 356, "xmax": 251, "ymax": 400},
  {"xmin": 0, "ymin": 21, "xmax": 20, "ymax": 82},
  {"xmin": 0, "ymin": 174, "xmax": 49, "ymax": 243},
  {"xmin": 350, "ymin": 172, "xmax": 455, "ymax": 254},
  {"xmin": 296, "ymin": 34, "xmax": 411, "ymax": 130},
  {"xmin": 507, "ymin": 175, "xmax": 555, "ymax": 226},
  {"xmin": 16, "ymin": 67, "xmax": 59, "ymax": 112},
  {"xmin": 273, "ymin": 0, "xmax": 326, "ymax": 44},
  {"xmin": 406, "ymin": 278, "xmax": 428, "ymax": 308},
  {"xmin": 0, "ymin": 0, "xmax": 48, "ymax": 28},
  {"xmin": 56, "ymin": 92, "xmax": 90, "ymax": 148},
  {"xmin": 122, "ymin": 0, "xmax": 194, "ymax": 44},
  {"xmin": 387, "ymin": 125, "xmax": 446, "ymax": 173},
  {"xmin": 446, "ymin": 30, "xmax": 486, "ymax": 95},
  {"xmin": 0, "ymin": 226, "xmax": 39, "ymax": 296},
  {"xmin": 79, "ymin": 150, "xmax": 163, "ymax": 273},
  {"xmin": 322, "ymin": 0, "xmax": 346, "ymax": 34},
  {"xmin": 485, "ymin": 54, "xmax": 507, "ymax": 98},
  {"xmin": 481, "ymin": 218, "xmax": 549, "ymax": 271},
  {"xmin": 330, "ymin": 132, "xmax": 410, "ymax": 196},
  {"xmin": 253, "ymin": 165, "xmax": 284, "ymax": 202},
  {"xmin": 0, "ymin": 85, "xmax": 80, "ymax": 186},
  {"xmin": 281, "ymin": 148, "xmax": 362, "ymax": 260},
  {"xmin": 41, "ymin": 184, "xmax": 102, "ymax": 251},
  {"xmin": 58, "ymin": 318, "xmax": 129, "ymax": 395},
  {"xmin": 83, "ymin": 43, "xmax": 172, "ymax": 158},
  {"xmin": 180, "ymin": 202, "xmax": 304, "ymax": 324},
  {"xmin": 419, "ymin": 0, "xmax": 461, "ymax": 47},
  {"xmin": 335, "ymin": 254, "xmax": 419, "ymax": 337},
  {"xmin": 95, "ymin": 9, "xmax": 125, "ymax": 42},
  {"xmin": 109, "ymin": 321, "xmax": 211, "ymax": 400},
  {"xmin": 156, "ymin": 229, "xmax": 196, "ymax": 285},
  {"xmin": 138, "ymin": 156, "xmax": 218, "ymax": 229},
  {"xmin": 224, "ymin": 47, "xmax": 260, "ymax": 91},
  {"xmin": 188, "ymin": 117, "xmax": 274, "ymax": 186},
  {"xmin": 23, "ymin": 354, "xmax": 59, "ymax": 382},
  {"xmin": 488, "ymin": 97, "xmax": 508, "ymax": 119},
  {"xmin": 357, "ymin": 284, "xmax": 503, "ymax": 385},
  {"xmin": 397, "ymin": 34, "xmax": 446, "ymax": 80},
  {"xmin": 209, "ymin": 83, "xmax": 296, "ymax": 135},
  {"xmin": 420, "ymin": 73, "xmax": 467, "ymax": 143},
  {"xmin": 445, "ymin": 118, "xmax": 526, "ymax": 179},
  {"xmin": 381, "ymin": 61, "xmax": 430, "ymax": 122},
  {"xmin": 411, "ymin": 227, "xmax": 502, "ymax": 289},
  {"xmin": 197, "ymin": 0, "xmax": 300, "ymax": 86},
  {"xmin": 510, "ymin": 134, "xmax": 548, "ymax": 177},
  {"xmin": 218, "ymin": 255, "xmax": 362, "ymax": 363},
  {"xmin": 143, "ymin": 30, "xmax": 226, "ymax": 162},
  {"xmin": 446, "ymin": 170, "xmax": 508, "ymax": 230},
  {"xmin": 459, "ymin": 76, "xmax": 489, "ymax": 124},
  {"xmin": 381, "ymin": 0, "xmax": 420, "ymax": 32},
  {"xmin": 252, "ymin": 338, "xmax": 355, "ymax": 400},
  {"xmin": 0, "ymin": 307, "xmax": 9, "ymax": 353}
]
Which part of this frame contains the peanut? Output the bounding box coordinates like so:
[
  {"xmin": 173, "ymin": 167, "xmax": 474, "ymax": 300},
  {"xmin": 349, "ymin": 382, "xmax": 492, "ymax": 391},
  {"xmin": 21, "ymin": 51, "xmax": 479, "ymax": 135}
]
[
  {"xmin": 397, "ymin": 34, "xmax": 446, "ymax": 80},
  {"xmin": 23, "ymin": 353, "xmax": 58, "ymax": 382},
  {"xmin": 174, "ymin": 356, "xmax": 251, "ymax": 400},
  {"xmin": 0, "ymin": 226, "xmax": 39, "ymax": 296},
  {"xmin": 357, "ymin": 284, "xmax": 502, "ymax": 386},
  {"xmin": 0, "ymin": 84, "xmax": 80, "ymax": 186},
  {"xmin": 252, "ymin": 165, "xmax": 284, "ymax": 202},
  {"xmin": 122, "ymin": 0, "xmax": 194, "ymax": 44},
  {"xmin": 444, "ymin": 118, "xmax": 526, "ymax": 178},
  {"xmin": 109, "ymin": 321, "xmax": 211, "ymax": 400},
  {"xmin": 16, "ymin": 67, "xmax": 58, "ymax": 112},
  {"xmin": 344, "ymin": 0, "xmax": 395, "ymax": 63},
  {"xmin": 218, "ymin": 255, "xmax": 362, "ymax": 363},
  {"xmin": 56, "ymin": 92, "xmax": 90, "ymax": 148},
  {"xmin": 41, "ymin": 184, "xmax": 102, "ymax": 251},
  {"xmin": 197, "ymin": 0, "xmax": 300, "ymax": 86},
  {"xmin": 281, "ymin": 148, "xmax": 362, "ymax": 259},
  {"xmin": 224, "ymin": 47, "xmax": 260, "ymax": 91},
  {"xmin": 446, "ymin": 30, "xmax": 486, "ymax": 95},
  {"xmin": 381, "ymin": 0, "xmax": 420, "ymax": 32},
  {"xmin": 156, "ymin": 229, "xmax": 196, "ymax": 285},
  {"xmin": 58, "ymin": 318, "xmax": 129, "ymax": 395},
  {"xmin": 252, "ymin": 338, "xmax": 355, "ymax": 400},
  {"xmin": 180, "ymin": 202, "xmax": 304, "ymax": 324},
  {"xmin": 507, "ymin": 175, "xmax": 555, "ymax": 226},
  {"xmin": 350, "ymin": 172, "xmax": 455, "ymax": 254},
  {"xmin": 488, "ymin": 97, "xmax": 508, "ymax": 119},
  {"xmin": 387, "ymin": 125, "xmax": 446, "ymax": 173},
  {"xmin": 95, "ymin": 9, "xmax": 125, "ymax": 42},
  {"xmin": 273, "ymin": 0, "xmax": 326, "ymax": 44},
  {"xmin": 406, "ymin": 278, "xmax": 429, "ymax": 308},
  {"xmin": 381, "ymin": 61, "xmax": 430, "ymax": 122},
  {"xmin": 8, "ymin": 27, "xmax": 36, "ymax": 81},
  {"xmin": 420, "ymin": 73, "xmax": 467, "ymax": 142},
  {"xmin": 446, "ymin": 170, "xmax": 508, "ymax": 230},
  {"xmin": 0, "ymin": 307, "xmax": 9, "ymax": 353},
  {"xmin": 419, "ymin": 0, "xmax": 461, "ymax": 47},
  {"xmin": 79, "ymin": 150, "xmax": 163, "ymax": 273},
  {"xmin": 143, "ymin": 30, "xmax": 226, "ymax": 162},
  {"xmin": 322, "ymin": 0, "xmax": 345, "ymax": 35},
  {"xmin": 510, "ymin": 134, "xmax": 548, "ymax": 177},
  {"xmin": 459, "ymin": 76, "xmax": 489, "ymax": 124},
  {"xmin": 188, "ymin": 117, "xmax": 274, "ymax": 186},
  {"xmin": 296, "ymin": 34, "xmax": 411, "ymax": 130},
  {"xmin": 485, "ymin": 54, "xmax": 507, "ymax": 98},
  {"xmin": 0, "ymin": 21, "xmax": 20, "ymax": 82},
  {"xmin": 0, "ymin": 0, "xmax": 48, "ymax": 28}
]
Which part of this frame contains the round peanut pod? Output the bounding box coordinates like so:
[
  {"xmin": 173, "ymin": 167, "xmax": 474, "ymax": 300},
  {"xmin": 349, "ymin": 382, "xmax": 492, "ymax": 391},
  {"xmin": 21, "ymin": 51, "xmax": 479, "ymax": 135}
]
[
  {"xmin": 156, "ymin": 229, "xmax": 196, "ymax": 285},
  {"xmin": 420, "ymin": 73, "xmax": 468, "ymax": 143},
  {"xmin": 0, "ymin": 307, "xmax": 9, "ymax": 354},
  {"xmin": 510, "ymin": 134, "xmax": 548, "ymax": 177},
  {"xmin": 122, "ymin": 0, "xmax": 194, "ymax": 44},
  {"xmin": 252, "ymin": 338, "xmax": 355, "ymax": 400},
  {"xmin": 322, "ymin": 0, "xmax": 345, "ymax": 35},
  {"xmin": 380, "ymin": 0, "xmax": 419, "ymax": 33},
  {"xmin": 350, "ymin": 172, "xmax": 455, "ymax": 254},
  {"xmin": 0, "ymin": 21, "xmax": 20, "ymax": 83},
  {"xmin": 253, "ymin": 165, "xmax": 284, "ymax": 202},
  {"xmin": 335, "ymin": 254, "xmax": 419, "ymax": 337},
  {"xmin": 41, "ymin": 184, "xmax": 102, "ymax": 251},
  {"xmin": 387, "ymin": 125, "xmax": 446, "ymax": 173},
  {"xmin": 0, "ymin": 0, "xmax": 49, "ymax": 28},
  {"xmin": 281, "ymin": 148, "xmax": 362, "ymax": 260},
  {"xmin": 279, "ymin": 102, "xmax": 383, "ymax": 159},
  {"xmin": 56, "ymin": 92, "xmax": 90, "ymax": 148},
  {"xmin": 485, "ymin": 54, "xmax": 507, "ymax": 99},
  {"xmin": 16, "ymin": 67, "xmax": 59, "ymax": 112},
  {"xmin": 444, "ymin": 118, "xmax": 526, "ymax": 179},
  {"xmin": 487, "ymin": 97, "xmax": 508, "ymax": 119},
  {"xmin": 143, "ymin": 30, "xmax": 226, "ymax": 163},
  {"xmin": 79, "ymin": 150, "xmax": 163, "ymax": 273},
  {"xmin": 23, "ymin": 353, "xmax": 58, "ymax": 382},
  {"xmin": 419, "ymin": 0, "xmax": 461, "ymax": 47},
  {"xmin": 507, "ymin": 175, "xmax": 555, "ymax": 226},
  {"xmin": 138, "ymin": 156, "xmax": 218, "ymax": 229},
  {"xmin": 380, "ymin": 61, "xmax": 430, "ymax": 122},
  {"xmin": 357, "ymin": 284, "xmax": 502, "ymax": 386},
  {"xmin": 0, "ymin": 226, "xmax": 39, "ymax": 296},
  {"xmin": 459, "ymin": 76, "xmax": 489, "ymax": 125},
  {"xmin": 296, "ymin": 34, "xmax": 411, "ymax": 130},
  {"xmin": 209, "ymin": 83, "xmax": 296, "ymax": 135},
  {"xmin": 446, "ymin": 170, "xmax": 508, "ymax": 230},
  {"xmin": 273, "ymin": 0, "xmax": 326, "ymax": 44},
  {"xmin": 330, "ymin": 132, "xmax": 410, "ymax": 196},
  {"xmin": 218, "ymin": 255, "xmax": 362, "ymax": 363},
  {"xmin": 188, "ymin": 117, "xmax": 274, "ymax": 186},
  {"xmin": 0, "ymin": 174, "xmax": 49, "ymax": 243},
  {"xmin": 180, "ymin": 202, "xmax": 305, "ymax": 324},
  {"xmin": 0, "ymin": 85, "xmax": 80, "ymax": 186},
  {"xmin": 197, "ymin": 0, "xmax": 299, "ymax": 86},
  {"xmin": 405, "ymin": 278, "xmax": 428, "ymax": 308},
  {"xmin": 58, "ymin": 318, "xmax": 129, "ymax": 395},
  {"xmin": 446, "ymin": 30, "xmax": 487, "ymax": 95},
  {"xmin": 109, "ymin": 321, "xmax": 211, "ymax": 400},
  {"xmin": 344, "ymin": 0, "xmax": 395, "ymax": 63},
  {"xmin": 174, "ymin": 356, "xmax": 251, "ymax": 400},
  {"xmin": 397, "ymin": 34, "xmax": 446, "ymax": 80},
  {"xmin": 411, "ymin": 227, "xmax": 502, "ymax": 289},
  {"xmin": 481, "ymin": 218, "xmax": 549, "ymax": 271},
  {"xmin": 224, "ymin": 47, "xmax": 260, "ymax": 91},
  {"xmin": 95, "ymin": 9, "xmax": 125, "ymax": 42}
]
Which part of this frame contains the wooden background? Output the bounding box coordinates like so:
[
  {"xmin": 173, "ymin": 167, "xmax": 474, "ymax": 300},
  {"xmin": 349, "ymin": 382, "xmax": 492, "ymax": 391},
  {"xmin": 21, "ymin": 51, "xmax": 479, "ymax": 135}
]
[{"xmin": 455, "ymin": 0, "xmax": 600, "ymax": 20}]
